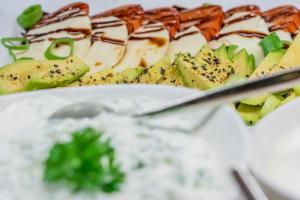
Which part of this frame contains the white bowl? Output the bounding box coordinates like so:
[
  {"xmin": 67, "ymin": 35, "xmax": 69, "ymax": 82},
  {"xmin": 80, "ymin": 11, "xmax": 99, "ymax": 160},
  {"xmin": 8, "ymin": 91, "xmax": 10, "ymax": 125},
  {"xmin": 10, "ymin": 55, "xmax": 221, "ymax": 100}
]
[
  {"xmin": 251, "ymin": 98, "xmax": 300, "ymax": 200},
  {"xmin": 0, "ymin": 85, "xmax": 249, "ymax": 198}
]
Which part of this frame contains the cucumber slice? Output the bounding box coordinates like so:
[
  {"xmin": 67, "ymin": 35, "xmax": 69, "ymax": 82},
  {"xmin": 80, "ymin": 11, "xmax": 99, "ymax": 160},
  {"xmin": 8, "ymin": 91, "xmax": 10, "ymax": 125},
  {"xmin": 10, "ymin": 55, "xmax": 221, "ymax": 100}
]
[
  {"xmin": 240, "ymin": 94, "xmax": 269, "ymax": 106},
  {"xmin": 237, "ymin": 103, "xmax": 261, "ymax": 126},
  {"xmin": 260, "ymin": 95, "xmax": 282, "ymax": 117}
]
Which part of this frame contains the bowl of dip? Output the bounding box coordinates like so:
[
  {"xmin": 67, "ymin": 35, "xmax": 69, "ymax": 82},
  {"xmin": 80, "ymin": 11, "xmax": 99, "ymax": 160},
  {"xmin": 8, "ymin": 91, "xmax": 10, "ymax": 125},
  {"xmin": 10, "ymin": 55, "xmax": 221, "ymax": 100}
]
[
  {"xmin": 0, "ymin": 85, "xmax": 248, "ymax": 200},
  {"xmin": 251, "ymin": 98, "xmax": 300, "ymax": 200}
]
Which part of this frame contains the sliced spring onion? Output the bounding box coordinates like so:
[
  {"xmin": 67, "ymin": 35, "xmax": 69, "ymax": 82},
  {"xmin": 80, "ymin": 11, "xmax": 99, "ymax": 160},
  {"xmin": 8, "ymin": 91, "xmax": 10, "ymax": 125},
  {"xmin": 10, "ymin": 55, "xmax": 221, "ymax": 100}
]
[
  {"xmin": 1, "ymin": 37, "xmax": 29, "ymax": 51},
  {"xmin": 259, "ymin": 32, "xmax": 283, "ymax": 56},
  {"xmin": 17, "ymin": 4, "xmax": 43, "ymax": 29},
  {"xmin": 45, "ymin": 38, "xmax": 75, "ymax": 60},
  {"xmin": 8, "ymin": 50, "xmax": 17, "ymax": 62},
  {"xmin": 18, "ymin": 57, "xmax": 34, "ymax": 61}
]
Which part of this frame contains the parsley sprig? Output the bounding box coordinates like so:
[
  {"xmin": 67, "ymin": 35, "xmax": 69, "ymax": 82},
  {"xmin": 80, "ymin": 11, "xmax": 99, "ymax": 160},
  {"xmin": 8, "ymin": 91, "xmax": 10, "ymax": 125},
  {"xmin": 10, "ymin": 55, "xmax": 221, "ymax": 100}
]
[{"xmin": 43, "ymin": 128, "xmax": 125, "ymax": 193}]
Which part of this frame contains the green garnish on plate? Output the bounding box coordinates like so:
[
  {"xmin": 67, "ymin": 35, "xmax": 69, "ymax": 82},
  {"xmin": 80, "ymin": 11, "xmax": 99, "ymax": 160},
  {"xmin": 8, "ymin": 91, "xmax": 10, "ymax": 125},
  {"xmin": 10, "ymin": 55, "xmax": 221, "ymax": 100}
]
[
  {"xmin": 45, "ymin": 38, "xmax": 75, "ymax": 60},
  {"xmin": 43, "ymin": 128, "xmax": 125, "ymax": 193},
  {"xmin": 259, "ymin": 32, "xmax": 283, "ymax": 56},
  {"xmin": 17, "ymin": 4, "xmax": 43, "ymax": 29}
]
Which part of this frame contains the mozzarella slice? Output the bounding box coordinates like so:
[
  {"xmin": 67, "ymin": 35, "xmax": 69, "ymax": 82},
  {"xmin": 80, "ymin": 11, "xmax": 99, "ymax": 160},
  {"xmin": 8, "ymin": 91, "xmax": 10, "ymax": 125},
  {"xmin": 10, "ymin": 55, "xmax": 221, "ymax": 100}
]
[
  {"xmin": 220, "ymin": 15, "xmax": 269, "ymax": 35},
  {"xmin": 113, "ymin": 22, "xmax": 169, "ymax": 73},
  {"xmin": 274, "ymin": 30, "xmax": 293, "ymax": 42},
  {"xmin": 84, "ymin": 16, "xmax": 128, "ymax": 74},
  {"xmin": 14, "ymin": 9, "xmax": 91, "ymax": 61},
  {"xmin": 167, "ymin": 26, "xmax": 207, "ymax": 61}
]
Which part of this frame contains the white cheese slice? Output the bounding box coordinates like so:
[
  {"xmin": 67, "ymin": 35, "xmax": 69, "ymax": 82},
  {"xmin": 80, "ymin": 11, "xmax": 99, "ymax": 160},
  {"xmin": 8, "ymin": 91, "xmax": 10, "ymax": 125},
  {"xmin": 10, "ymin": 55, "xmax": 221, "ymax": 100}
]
[
  {"xmin": 14, "ymin": 14, "xmax": 91, "ymax": 61},
  {"xmin": 113, "ymin": 22, "xmax": 170, "ymax": 73},
  {"xmin": 221, "ymin": 15, "xmax": 269, "ymax": 35},
  {"xmin": 274, "ymin": 30, "xmax": 293, "ymax": 42},
  {"xmin": 167, "ymin": 26, "xmax": 207, "ymax": 62},
  {"xmin": 224, "ymin": 12, "xmax": 252, "ymax": 23},
  {"xmin": 84, "ymin": 16, "xmax": 128, "ymax": 74}
]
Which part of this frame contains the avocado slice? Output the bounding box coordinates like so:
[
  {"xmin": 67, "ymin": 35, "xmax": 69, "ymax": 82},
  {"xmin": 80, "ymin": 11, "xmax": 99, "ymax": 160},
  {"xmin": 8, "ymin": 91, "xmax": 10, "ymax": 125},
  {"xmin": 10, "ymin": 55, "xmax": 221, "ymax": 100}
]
[
  {"xmin": 231, "ymin": 49, "xmax": 254, "ymax": 77},
  {"xmin": 294, "ymin": 86, "xmax": 300, "ymax": 96},
  {"xmin": 26, "ymin": 57, "xmax": 89, "ymax": 90},
  {"xmin": 240, "ymin": 94, "xmax": 269, "ymax": 106},
  {"xmin": 225, "ymin": 74, "xmax": 246, "ymax": 85},
  {"xmin": 177, "ymin": 54, "xmax": 223, "ymax": 90},
  {"xmin": 215, "ymin": 44, "xmax": 230, "ymax": 63},
  {"xmin": 0, "ymin": 60, "xmax": 41, "ymax": 94},
  {"xmin": 177, "ymin": 45, "xmax": 233, "ymax": 90},
  {"xmin": 195, "ymin": 45, "xmax": 233, "ymax": 83},
  {"xmin": 280, "ymin": 92, "xmax": 297, "ymax": 106},
  {"xmin": 260, "ymin": 95, "xmax": 282, "ymax": 117},
  {"xmin": 227, "ymin": 45, "xmax": 239, "ymax": 60},
  {"xmin": 237, "ymin": 103, "xmax": 261, "ymax": 126},
  {"xmin": 73, "ymin": 67, "xmax": 144, "ymax": 86},
  {"xmin": 272, "ymin": 33, "xmax": 300, "ymax": 72},
  {"xmin": 0, "ymin": 56, "xmax": 89, "ymax": 94},
  {"xmin": 158, "ymin": 65, "xmax": 185, "ymax": 87},
  {"xmin": 251, "ymin": 49, "xmax": 286, "ymax": 78},
  {"xmin": 137, "ymin": 56, "xmax": 172, "ymax": 84}
]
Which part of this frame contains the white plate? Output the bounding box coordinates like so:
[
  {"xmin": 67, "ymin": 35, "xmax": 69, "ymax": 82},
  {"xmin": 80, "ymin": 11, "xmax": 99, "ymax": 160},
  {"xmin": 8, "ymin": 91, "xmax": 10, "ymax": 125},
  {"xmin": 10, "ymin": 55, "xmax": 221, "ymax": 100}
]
[
  {"xmin": 0, "ymin": 84, "xmax": 249, "ymax": 199},
  {"xmin": 251, "ymin": 98, "xmax": 300, "ymax": 200}
]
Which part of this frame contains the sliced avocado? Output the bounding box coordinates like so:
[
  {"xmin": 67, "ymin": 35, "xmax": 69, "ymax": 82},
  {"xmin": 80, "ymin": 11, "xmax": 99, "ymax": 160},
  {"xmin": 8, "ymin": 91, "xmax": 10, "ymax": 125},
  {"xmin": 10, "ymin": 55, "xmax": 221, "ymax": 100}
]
[
  {"xmin": 0, "ymin": 56, "xmax": 89, "ymax": 94},
  {"xmin": 177, "ymin": 45, "xmax": 233, "ymax": 90},
  {"xmin": 294, "ymin": 86, "xmax": 300, "ymax": 96},
  {"xmin": 0, "ymin": 60, "xmax": 41, "ymax": 94},
  {"xmin": 247, "ymin": 54, "xmax": 256, "ymax": 73},
  {"xmin": 231, "ymin": 49, "xmax": 254, "ymax": 77},
  {"xmin": 158, "ymin": 65, "xmax": 185, "ymax": 87},
  {"xmin": 272, "ymin": 33, "xmax": 300, "ymax": 72},
  {"xmin": 225, "ymin": 74, "xmax": 246, "ymax": 85},
  {"xmin": 237, "ymin": 103, "xmax": 261, "ymax": 126},
  {"xmin": 240, "ymin": 94, "xmax": 269, "ymax": 106},
  {"xmin": 73, "ymin": 67, "xmax": 144, "ymax": 86},
  {"xmin": 195, "ymin": 45, "xmax": 233, "ymax": 83},
  {"xmin": 227, "ymin": 45, "xmax": 239, "ymax": 60},
  {"xmin": 280, "ymin": 92, "xmax": 297, "ymax": 106},
  {"xmin": 215, "ymin": 44, "xmax": 230, "ymax": 63},
  {"xmin": 137, "ymin": 56, "xmax": 172, "ymax": 84},
  {"xmin": 113, "ymin": 67, "xmax": 144, "ymax": 84},
  {"xmin": 251, "ymin": 49, "xmax": 286, "ymax": 78},
  {"xmin": 260, "ymin": 95, "xmax": 282, "ymax": 117},
  {"xmin": 26, "ymin": 56, "xmax": 89, "ymax": 90}
]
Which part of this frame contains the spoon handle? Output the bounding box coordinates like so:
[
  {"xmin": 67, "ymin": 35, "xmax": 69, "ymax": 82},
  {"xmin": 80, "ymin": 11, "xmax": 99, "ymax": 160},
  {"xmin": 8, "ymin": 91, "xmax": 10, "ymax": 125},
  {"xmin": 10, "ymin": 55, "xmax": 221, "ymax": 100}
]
[
  {"xmin": 141, "ymin": 67, "xmax": 300, "ymax": 116},
  {"xmin": 232, "ymin": 164, "xmax": 269, "ymax": 200}
]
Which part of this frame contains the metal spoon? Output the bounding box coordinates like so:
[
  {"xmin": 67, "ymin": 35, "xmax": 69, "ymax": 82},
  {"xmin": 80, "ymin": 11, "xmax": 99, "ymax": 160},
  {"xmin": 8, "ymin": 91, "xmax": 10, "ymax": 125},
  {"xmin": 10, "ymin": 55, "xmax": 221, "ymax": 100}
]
[{"xmin": 50, "ymin": 67, "xmax": 300, "ymax": 120}]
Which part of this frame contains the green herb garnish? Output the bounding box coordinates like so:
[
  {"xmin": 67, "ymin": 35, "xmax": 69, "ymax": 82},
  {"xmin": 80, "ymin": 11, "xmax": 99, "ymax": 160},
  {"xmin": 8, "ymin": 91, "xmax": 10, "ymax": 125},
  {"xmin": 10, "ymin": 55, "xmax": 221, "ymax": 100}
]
[
  {"xmin": 259, "ymin": 32, "xmax": 283, "ymax": 56},
  {"xmin": 17, "ymin": 4, "xmax": 43, "ymax": 29},
  {"xmin": 45, "ymin": 37, "xmax": 74, "ymax": 60},
  {"xmin": 44, "ymin": 128, "xmax": 125, "ymax": 193}
]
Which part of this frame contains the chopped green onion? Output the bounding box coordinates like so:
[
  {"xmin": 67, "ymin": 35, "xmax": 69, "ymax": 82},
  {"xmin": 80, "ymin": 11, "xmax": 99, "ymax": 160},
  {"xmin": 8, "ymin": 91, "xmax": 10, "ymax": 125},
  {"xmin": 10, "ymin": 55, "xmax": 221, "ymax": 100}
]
[
  {"xmin": 45, "ymin": 38, "xmax": 74, "ymax": 60},
  {"xmin": 8, "ymin": 50, "xmax": 17, "ymax": 62},
  {"xmin": 18, "ymin": 57, "xmax": 34, "ymax": 61},
  {"xmin": 259, "ymin": 32, "xmax": 283, "ymax": 56},
  {"xmin": 1, "ymin": 37, "xmax": 29, "ymax": 51},
  {"xmin": 17, "ymin": 4, "xmax": 43, "ymax": 29}
]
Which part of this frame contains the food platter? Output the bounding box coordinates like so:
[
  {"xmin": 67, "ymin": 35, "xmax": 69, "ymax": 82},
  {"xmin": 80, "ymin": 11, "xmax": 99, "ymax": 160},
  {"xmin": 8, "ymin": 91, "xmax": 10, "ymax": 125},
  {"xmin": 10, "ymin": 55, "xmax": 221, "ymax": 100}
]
[
  {"xmin": 1, "ymin": 0, "xmax": 300, "ymax": 199},
  {"xmin": 0, "ymin": 0, "xmax": 300, "ymax": 125}
]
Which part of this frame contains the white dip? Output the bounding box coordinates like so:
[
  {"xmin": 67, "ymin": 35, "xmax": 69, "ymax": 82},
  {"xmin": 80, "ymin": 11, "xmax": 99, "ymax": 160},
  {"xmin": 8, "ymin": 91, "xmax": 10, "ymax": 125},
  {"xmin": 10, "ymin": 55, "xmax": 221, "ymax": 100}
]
[
  {"xmin": 266, "ymin": 128, "xmax": 300, "ymax": 196},
  {"xmin": 0, "ymin": 95, "xmax": 233, "ymax": 200}
]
